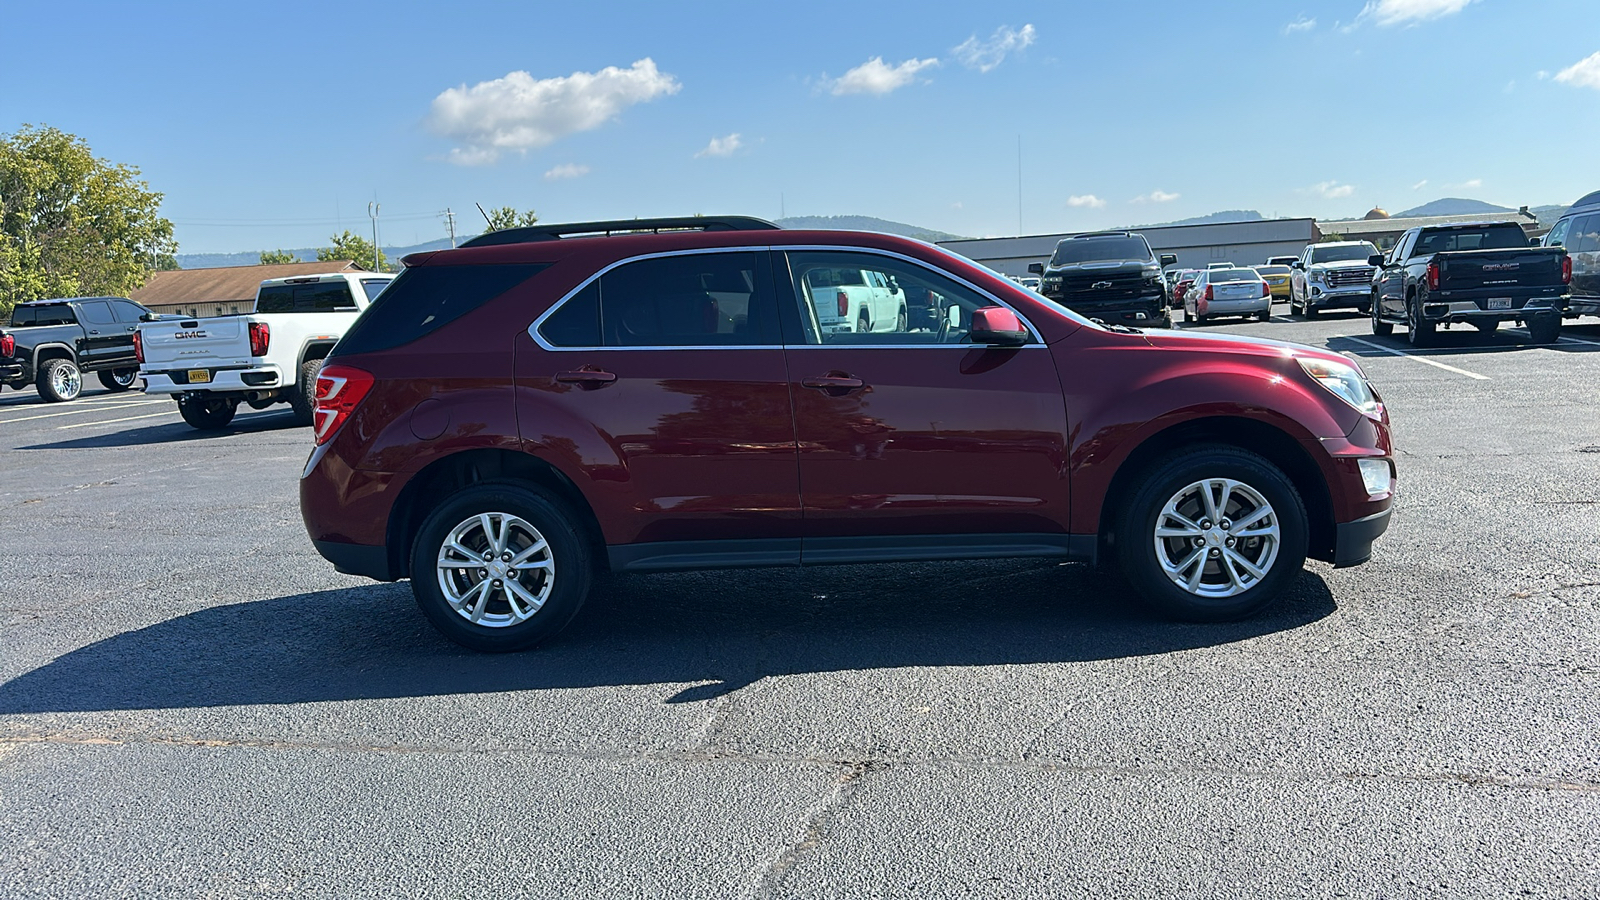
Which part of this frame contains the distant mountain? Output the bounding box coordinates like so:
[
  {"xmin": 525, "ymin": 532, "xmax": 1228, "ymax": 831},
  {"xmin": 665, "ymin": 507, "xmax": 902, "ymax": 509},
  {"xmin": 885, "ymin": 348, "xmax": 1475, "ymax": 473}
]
[
  {"xmin": 176, "ymin": 236, "xmax": 472, "ymax": 270},
  {"xmin": 1140, "ymin": 210, "xmax": 1266, "ymax": 228},
  {"xmin": 775, "ymin": 215, "xmax": 966, "ymax": 242},
  {"xmin": 1394, "ymin": 198, "xmax": 1513, "ymax": 218}
]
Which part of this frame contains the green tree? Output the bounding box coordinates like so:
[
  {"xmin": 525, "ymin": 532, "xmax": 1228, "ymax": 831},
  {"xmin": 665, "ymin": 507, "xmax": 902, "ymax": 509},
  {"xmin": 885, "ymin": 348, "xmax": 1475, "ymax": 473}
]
[
  {"xmin": 318, "ymin": 230, "xmax": 387, "ymax": 272},
  {"xmin": 483, "ymin": 206, "xmax": 538, "ymax": 232},
  {"xmin": 0, "ymin": 124, "xmax": 177, "ymax": 319},
  {"xmin": 259, "ymin": 249, "xmax": 299, "ymax": 265}
]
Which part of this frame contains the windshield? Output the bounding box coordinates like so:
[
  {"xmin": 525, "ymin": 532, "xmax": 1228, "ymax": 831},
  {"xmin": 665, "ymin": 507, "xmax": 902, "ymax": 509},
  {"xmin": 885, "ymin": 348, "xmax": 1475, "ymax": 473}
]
[
  {"xmin": 1050, "ymin": 236, "xmax": 1151, "ymax": 266},
  {"xmin": 1209, "ymin": 268, "xmax": 1262, "ymax": 283},
  {"xmin": 1310, "ymin": 243, "xmax": 1378, "ymax": 264}
]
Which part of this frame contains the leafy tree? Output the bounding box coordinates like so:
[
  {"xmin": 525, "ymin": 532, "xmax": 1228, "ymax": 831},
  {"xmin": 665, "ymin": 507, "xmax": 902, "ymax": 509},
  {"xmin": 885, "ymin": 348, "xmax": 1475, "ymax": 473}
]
[
  {"xmin": 484, "ymin": 207, "xmax": 539, "ymax": 232},
  {"xmin": 0, "ymin": 124, "xmax": 177, "ymax": 319},
  {"xmin": 318, "ymin": 230, "xmax": 387, "ymax": 272},
  {"xmin": 259, "ymin": 249, "xmax": 299, "ymax": 265}
]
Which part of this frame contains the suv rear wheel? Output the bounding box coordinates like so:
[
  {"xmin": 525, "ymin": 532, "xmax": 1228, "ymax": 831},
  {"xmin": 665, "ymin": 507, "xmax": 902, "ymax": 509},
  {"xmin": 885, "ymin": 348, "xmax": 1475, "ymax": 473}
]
[
  {"xmin": 410, "ymin": 483, "xmax": 592, "ymax": 652},
  {"xmin": 1117, "ymin": 445, "xmax": 1308, "ymax": 621}
]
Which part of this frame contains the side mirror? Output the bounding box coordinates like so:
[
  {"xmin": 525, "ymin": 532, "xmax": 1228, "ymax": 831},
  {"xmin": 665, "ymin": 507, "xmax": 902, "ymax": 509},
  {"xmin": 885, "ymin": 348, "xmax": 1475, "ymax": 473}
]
[
  {"xmin": 1159, "ymin": 254, "xmax": 1178, "ymax": 267},
  {"xmin": 969, "ymin": 307, "xmax": 1028, "ymax": 346},
  {"xmin": 1027, "ymin": 262, "xmax": 1044, "ymax": 275},
  {"xmin": 1530, "ymin": 237, "xmax": 1542, "ymax": 247},
  {"xmin": 1292, "ymin": 262, "xmax": 1304, "ymax": 270},
  {"xmin": 1367, "ymin": 254, "xmax": 1385, "ymax": 267}
]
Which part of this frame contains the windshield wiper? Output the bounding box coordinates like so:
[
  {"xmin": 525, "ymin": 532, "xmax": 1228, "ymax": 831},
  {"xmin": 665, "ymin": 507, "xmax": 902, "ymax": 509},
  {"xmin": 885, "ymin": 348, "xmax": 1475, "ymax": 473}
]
[{"xmin": 1090, "ymin": 317, "xmax": 1144, "ymax": 334}]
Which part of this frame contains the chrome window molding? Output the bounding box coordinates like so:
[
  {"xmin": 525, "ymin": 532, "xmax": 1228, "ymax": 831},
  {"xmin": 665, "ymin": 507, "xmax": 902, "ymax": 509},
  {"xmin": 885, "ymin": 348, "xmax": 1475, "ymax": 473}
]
[{"xmin": 526, "ymin": 244, "xmax": 1048, "ymax": 351}]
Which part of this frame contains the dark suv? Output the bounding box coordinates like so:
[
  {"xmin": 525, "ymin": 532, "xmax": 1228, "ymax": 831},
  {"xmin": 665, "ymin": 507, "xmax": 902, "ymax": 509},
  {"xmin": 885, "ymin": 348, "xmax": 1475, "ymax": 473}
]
[
  {"xmin": 1027, "ymin": 232, "xmax": 1177, "ymax": 328},
  {"xmin": 301, "ymin": 217, "xmax": 1395, "ymax": 651},
  {"xmin": 1543, "ymin": 189, "xmax": 1600, "ymax": 319}
]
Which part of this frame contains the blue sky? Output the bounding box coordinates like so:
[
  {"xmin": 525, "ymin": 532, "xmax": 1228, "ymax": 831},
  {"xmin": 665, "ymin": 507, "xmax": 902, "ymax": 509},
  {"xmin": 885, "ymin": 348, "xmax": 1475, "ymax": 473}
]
[{"xmin": 3, "ymin": 0, "xmax": 1597, "ymax": 253}]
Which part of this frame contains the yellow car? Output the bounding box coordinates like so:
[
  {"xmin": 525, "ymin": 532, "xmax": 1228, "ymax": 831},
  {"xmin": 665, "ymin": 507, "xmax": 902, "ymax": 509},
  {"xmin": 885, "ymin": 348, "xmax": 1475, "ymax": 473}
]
[{"xmin": 1257, "ymin": 264, "xmax": 1294, "ymax": 301}]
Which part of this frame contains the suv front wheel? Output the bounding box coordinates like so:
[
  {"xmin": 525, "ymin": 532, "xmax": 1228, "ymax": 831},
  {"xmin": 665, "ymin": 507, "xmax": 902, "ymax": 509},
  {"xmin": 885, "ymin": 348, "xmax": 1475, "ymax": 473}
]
[
  {"xmin": 1117, "ymin": 446, "xmax": 1308, "ymax": 621},
  {"xmin": 411, "ymin": 483, "xmax": 592, "ymax": 652}
]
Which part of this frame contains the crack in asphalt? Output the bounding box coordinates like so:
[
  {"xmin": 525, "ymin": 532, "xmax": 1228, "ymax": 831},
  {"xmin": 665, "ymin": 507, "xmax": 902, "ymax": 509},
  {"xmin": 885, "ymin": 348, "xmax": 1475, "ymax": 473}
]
[
  {"xmin": 746, "ymin": 760, "xmax": 883, "ymax": 900},
  {"xmin": 3, "ymin": 727, "xmax": 1596, "ymax": 798}
]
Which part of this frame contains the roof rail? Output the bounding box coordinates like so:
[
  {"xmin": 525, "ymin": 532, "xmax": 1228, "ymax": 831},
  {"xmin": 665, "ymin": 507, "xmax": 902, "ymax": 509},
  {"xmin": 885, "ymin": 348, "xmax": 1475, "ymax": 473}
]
[
  {"xmin": 1069, "ymin": 231, "xmax": 1134, "ymax": 239},
  {"xmin": 459, "ymin": 216, "xmax": 780, "ymax": 248}
]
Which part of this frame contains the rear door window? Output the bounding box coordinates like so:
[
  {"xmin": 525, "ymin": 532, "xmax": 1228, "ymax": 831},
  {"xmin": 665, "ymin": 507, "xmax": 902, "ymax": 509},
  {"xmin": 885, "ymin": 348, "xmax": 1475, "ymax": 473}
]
[
  {"xmin": 360, "ymin": 279, "xmax": 391, "ymax": 302},
  {"xmin": 539, "ymin": 251, "xmax": 780, "ymax": 348},
  {"xmin": 1567, "ymin": 215, "xmax": 1600, "ymax": 254},
  {"xmin": 111, "ymin": 301, "xmax": 147, "ymax": 323},
  {"xmin": 77, "ymin": 301, "xmax": 116, "ymax": 326}
]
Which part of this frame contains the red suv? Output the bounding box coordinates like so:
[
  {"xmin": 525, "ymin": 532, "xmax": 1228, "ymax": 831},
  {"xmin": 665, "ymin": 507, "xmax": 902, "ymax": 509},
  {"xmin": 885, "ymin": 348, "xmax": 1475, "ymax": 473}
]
[{"xmin": 300, "ymin": 216, "xmax": 1394, "ymax": 651}]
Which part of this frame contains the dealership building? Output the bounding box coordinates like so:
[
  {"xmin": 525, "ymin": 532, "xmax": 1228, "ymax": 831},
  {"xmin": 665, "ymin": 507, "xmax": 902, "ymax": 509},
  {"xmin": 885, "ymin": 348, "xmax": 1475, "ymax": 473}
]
[{"xmin": 939, "ymin": 218, "xmax": 1321, "ymax": 277}]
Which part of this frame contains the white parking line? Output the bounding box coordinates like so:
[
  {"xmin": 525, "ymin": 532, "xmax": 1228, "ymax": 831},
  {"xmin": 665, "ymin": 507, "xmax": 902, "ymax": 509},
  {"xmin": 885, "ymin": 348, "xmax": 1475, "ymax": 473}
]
[
  {"xmin": 1337, "ymin": 336, "xmax": 1491, "ymax": 381},
  {"xmin": 1507, "ymin": 328, "xmax": 1600, "ymax": 348},
  {"xmin": 56, "ymin": 410, "xmax": 180, "ymax": 430},
  {"xmin": 0, "ymin": 400, "xmax": 164, "ymax": 423}
]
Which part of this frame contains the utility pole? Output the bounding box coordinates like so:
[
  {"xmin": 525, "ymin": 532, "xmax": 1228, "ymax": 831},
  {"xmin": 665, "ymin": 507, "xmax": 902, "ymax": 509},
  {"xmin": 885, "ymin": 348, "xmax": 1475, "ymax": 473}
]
[
  {"xmin": 444, "ymin": 208, "xmax": 457, "ymax": 248},
  {"xmin": 367, "ymin": 201, "xmax": 380, "ymax": 270},
  {"xmin": 1017, "ymin": 135, "xmax": 1023, "ymax": 237}
]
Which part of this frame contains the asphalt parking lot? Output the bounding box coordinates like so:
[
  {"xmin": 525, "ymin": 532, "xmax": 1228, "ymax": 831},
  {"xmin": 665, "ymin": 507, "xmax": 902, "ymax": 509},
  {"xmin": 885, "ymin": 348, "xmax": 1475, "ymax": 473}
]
[{"xmin": 2, "ymin": 311, "xmax": 1597, "ymax": 898}]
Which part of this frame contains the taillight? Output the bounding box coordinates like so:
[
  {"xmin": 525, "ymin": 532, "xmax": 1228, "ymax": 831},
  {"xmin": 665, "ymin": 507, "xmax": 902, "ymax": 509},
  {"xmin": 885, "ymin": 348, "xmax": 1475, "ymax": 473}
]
[
  {"xmin": 132, "ymin": 330, "xmax": 143, "ymax": 363},
  {"xmin": 312, "ymin": 364, "xmax": 375, "ymax": 445},
  {"xmin": 1205, "ymin": 285, "xmax": 1214, "ymax": 301},
  {"xmin": 1561, "ymin": 255, "xmax": 1573, "ymax": 285},
  {"xmin": 0, "ymin": 334, "xmax": 13, "ymax": 358},
  {"xmin": 1261, "ymin": 281, "xmax": 1271, "ymax": 298},
  {"xmin": 248, "ymin": 322, "xmax": 270, "ymax": 357},
  {"xmin": 1426, "ymin": 262, "xmax": 1440, "ymax": 291},
  {"xmin": 246, "ymin": 318, "xmax": 272, "ymax": 353},
  {"xmin": 836, "ymin": 290, "xmax": 849, "ymax": 317}
]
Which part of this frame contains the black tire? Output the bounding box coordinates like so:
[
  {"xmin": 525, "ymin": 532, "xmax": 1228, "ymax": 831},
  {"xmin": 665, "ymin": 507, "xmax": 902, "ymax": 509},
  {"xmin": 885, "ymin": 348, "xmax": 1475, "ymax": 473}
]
[
  {"xmin": 1302, "ymin": 302, "xmax": 1319, "ymax": 320},
  {"xmin": 36, "ymin": 358, "xmax": 82, "ymax": 402},
  {"xmin": 1406, "ymin": 298, "xmax": 1435, "ymax": 347},
  {"xmin": 1526, "ymin": 315, "xmax": 1561, "ymax": 344},
  {"xmin": 1159, "ymin": 311, "xmax": 1173, "ymax": 329},
  {"xmin": 1255, "ymin": 309, "xmax": 1270, "ymax": 323},
  {"xmin": 289, "ymin": 358, "xmax": 322, "ymax": 426},
  {"xmin": 98, "ymin": 368, "xmax": 140, "ymax": 392},
  {"xmin": 896, "ymin": 306, "xmax": 908, "ymax": 332},
  {"xmin": 178, "ymin": 396, "xmax": 237, "ymax": 430},
  {"xmin": 410, "ymin": 483, "xmax": 592, "ymax": 652},
  {"xmin": 1371, "ymin": 300, "xmax": 1394, "ymax": 337},
  {"xmin": 1117, "ymin": 445, "xmax": 1309, "ymax": 621},
  {"xmin": 857, "ymin": 310, "xmax": 871, "ymax": 333}
]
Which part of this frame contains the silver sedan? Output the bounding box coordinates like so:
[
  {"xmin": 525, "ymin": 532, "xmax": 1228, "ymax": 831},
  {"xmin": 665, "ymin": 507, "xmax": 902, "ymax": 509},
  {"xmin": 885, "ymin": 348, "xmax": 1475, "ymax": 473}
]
[{"xmin": 1184, "ymin": 267, "xmax": 1273, "ymax": 324}]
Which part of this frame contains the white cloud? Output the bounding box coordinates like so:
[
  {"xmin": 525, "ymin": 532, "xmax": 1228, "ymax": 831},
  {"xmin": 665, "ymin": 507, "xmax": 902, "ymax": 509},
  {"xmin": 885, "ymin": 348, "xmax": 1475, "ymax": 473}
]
[
  {"xmin": 543, "ymin": 163, "xmax": 589, "ymax": 180},
  {"xmin": 951, "ymin": 201, "xmax": 964, "ymax": 210},
  {"xmin": 428, "ymin": 59, "xmax": 680, "ymax": 165},
  {"xmin": 1067, "ymin": 194, "xmax": 1107, "ymax": 209},
  {"xmin": 1284, "ymin": 15, "xmax": 1317, "ymax": 34},
  {"xmin": 1445, "ymin": 178, "xmax": 1484, "ymax": 190},
  {"xmin": 1309, "ymin": 181, "xmax": 1355, "ymax": 199},
  {"xmin": 953, "ymin": 24, "xmax": 1036, "ymax": 72},
  {"xmin": 1356, "ymin": 0, "xmax": 1476, "ymax": 27},
  {"xmin": 1412, "ymin": 179, "xmax": 1428, "ymax": 191},
  {"xmin": 694, "ymin": 133, "xmax": 743, "ymax": 158},
  {"xmin": 1536, "ymin": 70, "xmax": 1551, "ymax": 80},
  {"xmin": 828, "ymin": 56, "xmax": 940, "ymax": 96},
  {"xmin": 1132, "ymin": 190, "xmax": 1180, "ymax": 204},
  {"xmin": 1555, "ymin": 52, "xmax": 1600, "ymax": 90}
]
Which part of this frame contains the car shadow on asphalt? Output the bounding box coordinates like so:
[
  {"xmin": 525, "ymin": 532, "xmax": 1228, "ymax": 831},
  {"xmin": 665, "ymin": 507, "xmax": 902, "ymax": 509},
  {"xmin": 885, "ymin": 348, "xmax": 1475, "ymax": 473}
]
[
  {"xmin": 0, "ymin": 560, "xmax": 1337, "ymax": 713},
  {"xmin": 15, "ymin": 410, "xmax": 305, "ymax": 450}
]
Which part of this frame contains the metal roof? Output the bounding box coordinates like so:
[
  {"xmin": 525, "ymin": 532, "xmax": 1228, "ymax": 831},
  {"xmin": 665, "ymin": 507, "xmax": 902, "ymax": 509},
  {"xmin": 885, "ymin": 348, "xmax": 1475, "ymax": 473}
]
[
  {"xmin": 129, "ymin": 261, "xmax": 367, "ymax": 306},
  {"xmin": 1316, "ymin": 212, "xmax": 1537, "ymax": 238}
]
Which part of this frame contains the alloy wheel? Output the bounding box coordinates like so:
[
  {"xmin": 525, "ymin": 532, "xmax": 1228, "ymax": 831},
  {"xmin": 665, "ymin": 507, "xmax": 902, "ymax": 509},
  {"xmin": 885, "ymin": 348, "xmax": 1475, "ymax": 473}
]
[
  {"xmin": 435, "ymin": 512, "xmax": 556, "ymax": 627},
  {"xmin": 1152, "ymin": 478, "xmax": 1281, "ymax": 598}
]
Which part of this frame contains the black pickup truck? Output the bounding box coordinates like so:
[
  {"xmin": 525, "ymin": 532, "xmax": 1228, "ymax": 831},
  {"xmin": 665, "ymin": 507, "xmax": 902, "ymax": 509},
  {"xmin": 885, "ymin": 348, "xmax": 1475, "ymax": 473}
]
[
  {"xmin": 1028, "ymin": 232, "xmax": 1178, "ymax": 328},
  {"xmin": 1369, "ymin": 222, "xmax": 1570, "ymax": 346},
  {"xmin": 1, "ymin": 297, "xmax": 153, "ymax": 401}
]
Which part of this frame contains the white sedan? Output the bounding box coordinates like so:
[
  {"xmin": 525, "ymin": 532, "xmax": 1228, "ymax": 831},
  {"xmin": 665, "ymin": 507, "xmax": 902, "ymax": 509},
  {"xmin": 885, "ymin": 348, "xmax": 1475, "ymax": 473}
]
[{"xmin": 1184, "ymin": 267, "xmax": 1272, "ymax": 324}]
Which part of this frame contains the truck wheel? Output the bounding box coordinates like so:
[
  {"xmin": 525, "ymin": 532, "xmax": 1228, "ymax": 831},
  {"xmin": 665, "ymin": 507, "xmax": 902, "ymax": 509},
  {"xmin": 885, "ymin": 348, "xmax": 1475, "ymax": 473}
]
[
  {"xmin": 36, "ymin": 358, "xmax": 82, "ymax": 402},
  {"xmin": 1117, "ymin": 445, "xmax": 1308, "ymax": 622},
  {"xmin": 1526, "ymin": 315, "xmax": 1561, "ymax": 344},
  {"xmin": 178, "ymin": 396, "xmax": 237, "ymax": 430},
  {"xmin": 1407, "ymin": 299, "xmax": 1435, "ymax": 347},
  {"xmin": 896, "ymin": 306, "xmax": 908, "ymax": 332},
  {"xmin": 98, "ymin": 368, "xmax": 140, "ymax": 392},
  {"xmin": 410, "ymin": 483, "xmax": 592, "ymax": 652},
  {"xmin": 288, "ymin": 358, "xmax": 322, "ymax": 426},
  {"xmin": 857, "ymin": 310, "xmax": 871, "ymax": 334},
  {"xmin": 1302, "ymin": 302, "xmax": 1319, "ymax": 320},
  {"xmin": 1370, "ymin": 301, "xmax": 1394, "ymax": 337}
]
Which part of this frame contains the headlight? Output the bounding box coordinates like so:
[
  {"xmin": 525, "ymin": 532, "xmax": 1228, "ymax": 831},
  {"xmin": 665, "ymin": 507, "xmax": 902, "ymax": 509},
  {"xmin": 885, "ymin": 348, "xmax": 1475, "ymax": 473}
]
[
  {"xmin": 1297, "ymin": 357, "xmax": 1380, "ymax": 417},
  {"xmin": 1309, "ymin": 269, "xmax": 1326, "ymax": 282}
]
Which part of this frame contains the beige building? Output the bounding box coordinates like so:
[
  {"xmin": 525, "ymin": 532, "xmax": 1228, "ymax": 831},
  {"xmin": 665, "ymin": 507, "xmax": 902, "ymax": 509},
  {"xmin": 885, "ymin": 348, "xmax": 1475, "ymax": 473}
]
[{"xmin": 130, "ymin": 260, "xmax": 366, "ymax": 317}]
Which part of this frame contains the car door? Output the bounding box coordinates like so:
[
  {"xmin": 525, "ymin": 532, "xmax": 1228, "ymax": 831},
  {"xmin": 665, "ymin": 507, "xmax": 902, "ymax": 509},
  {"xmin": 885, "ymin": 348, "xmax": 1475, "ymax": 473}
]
[
  {"xmin": 1377, "ymin": 231, "xmax": 1412, "ymax": 320},
  {"xmin": 107, "ymin": 300, "xmax": 146, "ymax": 367},
  {"xmin": 519, "ymin": 249, "xmax": 802, "ymax": 564},
  {"xmin": 776, "ymin": 249, "xmax": 1072, "ymax": 560},
  {"xmin": 74, "ymin": 300, "xmax": 121, "ymax": 370}
]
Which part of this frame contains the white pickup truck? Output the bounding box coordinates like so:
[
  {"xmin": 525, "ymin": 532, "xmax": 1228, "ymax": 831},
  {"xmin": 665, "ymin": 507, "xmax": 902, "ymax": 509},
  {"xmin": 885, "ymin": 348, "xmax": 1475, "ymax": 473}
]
[
  {"xmin": 137, "ymin": 272, "xmax": 392, "ymax": 429},
  {"xmin": 801, "ymin": 265, "xmax": 909, "ymax": 334}
]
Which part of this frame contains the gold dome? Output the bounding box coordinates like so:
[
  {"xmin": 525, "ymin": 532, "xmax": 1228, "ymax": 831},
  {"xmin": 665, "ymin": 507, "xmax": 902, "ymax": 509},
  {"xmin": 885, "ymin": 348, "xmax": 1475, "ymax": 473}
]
[{"xmin": 1363, "ymin": 207, "xmax": 1391, "ymax": 220}]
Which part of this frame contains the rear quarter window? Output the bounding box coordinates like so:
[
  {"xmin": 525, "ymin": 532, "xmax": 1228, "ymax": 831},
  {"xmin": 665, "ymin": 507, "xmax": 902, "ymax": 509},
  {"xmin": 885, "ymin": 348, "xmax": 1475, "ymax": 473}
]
[{"xmin": 332, "ymin": 263, "xmax": 549, "ymax": 356}]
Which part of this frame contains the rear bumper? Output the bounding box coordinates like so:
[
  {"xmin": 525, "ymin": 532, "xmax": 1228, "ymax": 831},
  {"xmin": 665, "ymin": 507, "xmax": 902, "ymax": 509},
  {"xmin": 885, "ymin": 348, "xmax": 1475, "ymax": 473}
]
[
  {"xmin": 1333, "ymin": 508, "xmax": 1392, "ymax": 568},
  {"xmin": 143, "ymin": 365, "xmax": 283, "ymax": 395},
  {"xmin": 1421, "ymin": 297, "xmax": 1566, "ymax": 323},
  {"xmin": 0, "ymin": 361, "xmax": 23, "ymax": 384},
  {"xmin": 1568, "ymin": 296, "xmax": 1600, "ymax": 317}
]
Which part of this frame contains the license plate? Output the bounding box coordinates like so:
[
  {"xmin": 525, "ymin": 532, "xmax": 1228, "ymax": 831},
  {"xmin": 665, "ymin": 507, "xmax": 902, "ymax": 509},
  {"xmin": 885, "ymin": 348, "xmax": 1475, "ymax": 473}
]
[
  {"xmin": 187, "ymin": 369, "xmax": 211, "ymax": 384},
  {"xmin": 1486, "ymin": 298, "xmax": 1512, "ymax": 310}
]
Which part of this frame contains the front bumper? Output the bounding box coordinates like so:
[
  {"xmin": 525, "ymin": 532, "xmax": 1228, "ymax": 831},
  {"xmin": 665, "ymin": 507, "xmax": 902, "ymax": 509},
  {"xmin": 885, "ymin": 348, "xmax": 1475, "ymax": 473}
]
[
  {"xmin": 312, "ymin": 539, "xmax": 394, "ymax": 581},
  {"xmin": 1047, "ymin": 295, "xmax": 1168, "ymax": 325},
  {"xmin": 1306, "ymin": 286, "xmax": 1371, "ymax": 310},
  {"xmin": 1333, "ymin": 508, "xmax": 1392, "ymax": 567}
]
